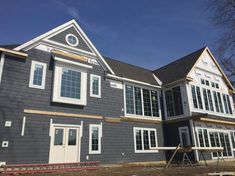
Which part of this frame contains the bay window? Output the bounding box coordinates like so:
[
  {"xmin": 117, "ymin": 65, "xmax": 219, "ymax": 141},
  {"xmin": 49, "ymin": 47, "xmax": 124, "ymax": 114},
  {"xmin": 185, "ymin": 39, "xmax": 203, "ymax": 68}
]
[{"xmin": 125, "ymin": 84, "xmax": 160, "ymax": 117}]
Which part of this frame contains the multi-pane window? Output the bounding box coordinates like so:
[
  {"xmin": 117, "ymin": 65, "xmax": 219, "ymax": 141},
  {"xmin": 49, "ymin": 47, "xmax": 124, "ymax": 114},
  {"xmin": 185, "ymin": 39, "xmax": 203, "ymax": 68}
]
[
  {"xmin": 230, "ymin": 132, "xmax": 235, "ymax": 149},
  {"xmin": 134, "ymin": 127, "xmax": 157, "ymax": 152},
  {"xmin": 165, "ymin": 86, "xmax": 183, "ymax": 117},
  {"xmin": 191, "ymin": 85, "xmax": 203, "ymax": 109},
  {"xmin": 213, "ymin": 91, "xmax": 224, "ymax": 113},
  {"xmin": 90, "ymin": 74, "xmax": 101, "ymax": 98},
  {"xmin": 223, "ymin": 94, "xmax": 233, "ymax": 114},
  {"xmin": 89, "ymin": 124, "xmax": 102, "ymax": 154},
  {"xmin": 29, "ymin": 61, "xmax": 47, "ymax": 89},
  {"xmin": 61, "ymin": 68, "xmax": 81, "ymax": 99},
  {"xmin": 202, "ymin": 88, "xmax": 214, "ymax": 111},
  {"xmin": 198, "ymin": 128, "xmax": 233, "ymax": 158},
  {"xmin": 125, "ymin": 85, "xmax": 160, "ymax": 117},
  {"xmin": 53, "ymin": 62, "xmax": 88, "ymax": 106}
]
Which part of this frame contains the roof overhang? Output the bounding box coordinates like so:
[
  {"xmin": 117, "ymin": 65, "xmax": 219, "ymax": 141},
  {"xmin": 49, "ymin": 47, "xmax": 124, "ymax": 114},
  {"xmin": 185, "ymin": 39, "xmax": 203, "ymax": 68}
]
[{"xmin": 0, "ymin": 47, "xmax": 28, "ymax": 59}]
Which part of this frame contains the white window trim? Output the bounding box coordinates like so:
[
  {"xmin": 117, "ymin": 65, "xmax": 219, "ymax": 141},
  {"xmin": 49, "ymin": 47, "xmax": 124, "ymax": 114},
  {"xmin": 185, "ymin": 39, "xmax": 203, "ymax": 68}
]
[
  {"xmin": 0, "ymin": 53, "xmax": 5, "ymax": 85},
  {"xmin": 52, "ymin": 61, "xmax": 87, "ymax": 106},
  {"xmin": 124, "ymin": 83, "xmax": 161, "ymax": 119},
  {"xmin": 89, "ymin": 123, "xmax": 102, "ymax": 154},
  {"xmin": 29, "ymin": 60, "xmax": 47, "ymax": 89},
  {"xmin": 65, "ymin": 34, "xmax": 79, "ymax": 47},
  {"xmin": 178, "ymin": 126, "xmax": 190, "ymax": 146},
  {"xmin": 90, "ymin": 74, "xmax": 101, "ymax": 98},
  {"xmin": 133, "ymin": 127, "xmax": 158, "ymax": 153},
  {"xmin": 195, "ymin": 127, "xmax": 234, "ymax": 159}
]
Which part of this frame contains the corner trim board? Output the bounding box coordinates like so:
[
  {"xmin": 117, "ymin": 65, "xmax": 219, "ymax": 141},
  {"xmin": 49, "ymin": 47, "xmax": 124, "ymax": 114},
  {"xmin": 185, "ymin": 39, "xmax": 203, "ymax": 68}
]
[{"xmin": 24, "ymin": 109, "xmax": 103, "ymax": 119}]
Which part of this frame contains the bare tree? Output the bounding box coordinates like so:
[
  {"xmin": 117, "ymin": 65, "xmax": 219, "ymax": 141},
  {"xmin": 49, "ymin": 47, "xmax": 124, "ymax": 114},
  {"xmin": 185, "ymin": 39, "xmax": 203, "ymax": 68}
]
[{"xmin": 207, "ymin": 0, "xmax": 235, "ymax": 86}]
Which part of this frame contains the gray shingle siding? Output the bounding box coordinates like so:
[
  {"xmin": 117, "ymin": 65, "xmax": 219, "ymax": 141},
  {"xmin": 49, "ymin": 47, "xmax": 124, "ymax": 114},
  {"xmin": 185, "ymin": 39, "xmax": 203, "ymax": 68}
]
[
  {"xmin": 0, "ymin": 48, "xmax": 165, "ymax": 164},
  {"xmin": 48, "ymin": 27, "xmax": 92, "ymax": 53}
]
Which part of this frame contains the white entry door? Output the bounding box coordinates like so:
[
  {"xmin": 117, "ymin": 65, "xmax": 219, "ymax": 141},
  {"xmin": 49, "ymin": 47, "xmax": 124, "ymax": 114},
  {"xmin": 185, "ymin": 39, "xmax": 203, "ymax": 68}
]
[{"xmin": 49, "ymin": 125, "xmax": 80, "ymax": 163}]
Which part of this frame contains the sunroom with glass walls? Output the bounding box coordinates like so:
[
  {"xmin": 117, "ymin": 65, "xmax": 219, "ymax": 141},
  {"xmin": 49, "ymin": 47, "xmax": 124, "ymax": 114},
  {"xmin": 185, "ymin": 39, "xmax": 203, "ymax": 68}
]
[{"xmin": 124, "ymin": 83, "xmax": 161, "ymax": 119}]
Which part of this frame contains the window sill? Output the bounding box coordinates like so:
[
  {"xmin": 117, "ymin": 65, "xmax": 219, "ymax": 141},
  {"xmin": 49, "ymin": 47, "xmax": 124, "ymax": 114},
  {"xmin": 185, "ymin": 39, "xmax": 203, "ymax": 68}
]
[
  {"xmin": 52, "ymin": 97, "xmax": 86, "ymax": 106},
  {"xmin": 89, "ymin": 151, "xmax": 101, "ymax": 155},
  {"xmin": 29, "ymin": 84, "xmax": 45, "ymax": 90},
  {"xmin": 134, "ymin": 150, "xmax": 159, "ymax": 154}
]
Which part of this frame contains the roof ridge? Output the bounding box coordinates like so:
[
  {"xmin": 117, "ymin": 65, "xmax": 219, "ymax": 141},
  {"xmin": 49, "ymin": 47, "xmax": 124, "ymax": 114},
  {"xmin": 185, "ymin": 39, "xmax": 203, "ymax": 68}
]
[
  {"xmin": 154, "ymin": 46, "xmax": 206, "ymax": 72},
  {"xmin": 103, "ymin": 56, "xmax": 153, "ymax": 72}
]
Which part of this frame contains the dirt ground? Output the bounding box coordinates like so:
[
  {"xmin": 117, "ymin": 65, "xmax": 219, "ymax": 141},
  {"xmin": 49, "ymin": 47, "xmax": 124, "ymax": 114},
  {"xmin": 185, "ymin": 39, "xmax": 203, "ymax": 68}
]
[{"xmin": 18, "ymin": 161, "xmax": 235, "ymax": 176}]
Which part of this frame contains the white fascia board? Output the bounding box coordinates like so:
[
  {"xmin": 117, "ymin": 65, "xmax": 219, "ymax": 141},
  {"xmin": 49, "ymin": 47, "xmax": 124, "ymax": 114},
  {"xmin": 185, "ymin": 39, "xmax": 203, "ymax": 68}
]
[
  {"xmin": 152, "ymin": 73, "xmax": 162, "ymax": 86},
  {"xmin": 107, "ymin": 73, "xmax": 161, "ymax": 88},
  {"xmin": 14, "ymin": 19, "xmax": 115, "ymax": 75},
  {"xmin": 14, "ymin": 20, "xmax": 75, "ymax": 51},
  {"xmin": 54, "ymin": 56, "xmax": 92, "ymax": 69}
]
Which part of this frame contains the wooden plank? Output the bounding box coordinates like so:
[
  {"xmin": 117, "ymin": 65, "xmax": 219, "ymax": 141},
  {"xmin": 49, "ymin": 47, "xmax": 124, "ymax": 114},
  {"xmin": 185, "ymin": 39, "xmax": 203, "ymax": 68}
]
[
  {"xmin": 199, "ymin": 117, "xmax": 235, "ymax": 126},
  {"xmin": 120, "ymin": 116, "xmax": 161, "ymax": 124},
  {"xmin": 151, "ymin": 146, "xmax": 223, "ymax": 152},
  {"xmin": 104, "ymin": 117, "xmax": 121, "ymax": 123},
  {"xmin": 0, "ymin": 48, "xmax": 28, "ymax": 58},
  {"xmin": 24, "ymin": 109, "xmax": 103, "ymax": 120},
  {"xmin": 52, "ymin": 50, "xmax": 88, "ymax": 62}
]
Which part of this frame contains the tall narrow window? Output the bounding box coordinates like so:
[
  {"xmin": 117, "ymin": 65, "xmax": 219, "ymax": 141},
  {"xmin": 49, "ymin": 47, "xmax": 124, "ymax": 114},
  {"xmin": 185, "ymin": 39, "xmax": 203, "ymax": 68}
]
[
  {"xmin": 191, "ymin": 85, "xmax": 198, "ymax": 108},
  {"xmin": 217, "ymin": 92, "xmax": 224, "ymax": 113},
  {"xmin": 223, "ymin": 94, "xmax": 229, "ymax": 114},
  {"xmin": 196, "ymin": 86, "xmax": 203, "ymax": 109},
  {"xmin": 179, "ymin": 127, "xmax": 190, "ymax": 146},
  {"xmin": 172, "ymin": 86, "xmax": 183, "ymax": 115},
  {"xmin": 135, "ymin": 87, "xmax": 142, "ymax": 115},
  {"xmin": 143, "ymin": 89, "xmax": 151, "ymax": 116},
  {"xmin": 90, "ymin": 74, "xmax": 101, "ymax": 98},
  {"xmin": 213, "ymin": 91, "xmax": 220, "ymax": 112},
  {"xmin": 165, "ymin": 90, "xmax": 174, "ymax": 116},
  {"xmin": 125, "ymin": 85, "xmax": 134, "ymax": 114},
  {"xmin": 134, "ymin": 127, "xmax": 157, "ymax": 153},
  {"xmin": 226, "ymin": 95, "xmax": 233, "ymax": 114},
  {"xmin": 89, "ymin": 124, "xmax": 102, "ymax": 154},
  {"xmin": 151, "ymin": 90, "xmax": 159, "ymax": 117},
  {"xmin": 207, "ymin": 90, "xmax": 214, "ymax": 111},
  {"xmin": 203, "ymin": 88, "xmax": 209, "ymax": 110},
  {"xmin": 29, "ymin": 61, "xmax": 47, "ymax": 89}
]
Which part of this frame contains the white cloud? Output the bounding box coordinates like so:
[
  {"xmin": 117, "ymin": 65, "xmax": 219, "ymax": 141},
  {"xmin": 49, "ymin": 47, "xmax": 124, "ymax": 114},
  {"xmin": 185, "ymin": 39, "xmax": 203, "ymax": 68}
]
[{"xmin": 53, "ymin": 0, "xmax": 80, "ymax": 19}]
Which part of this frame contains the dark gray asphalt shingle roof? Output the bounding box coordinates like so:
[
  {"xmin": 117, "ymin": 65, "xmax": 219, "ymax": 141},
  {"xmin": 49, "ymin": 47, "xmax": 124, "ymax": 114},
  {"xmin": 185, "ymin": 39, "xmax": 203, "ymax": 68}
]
[
  {"xmin": 104, "ymin": 56, "xmax": 159, "ymax": 86},
  {"xmin": 153, "ymin": 47, "xmax": 206, "ymax": 85}
]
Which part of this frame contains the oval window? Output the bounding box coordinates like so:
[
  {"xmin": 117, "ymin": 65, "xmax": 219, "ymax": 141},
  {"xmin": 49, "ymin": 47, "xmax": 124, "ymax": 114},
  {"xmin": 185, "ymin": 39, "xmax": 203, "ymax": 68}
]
[{"xmin": 65, "ymin": 34, "xmax": 79, "ymax": 47}]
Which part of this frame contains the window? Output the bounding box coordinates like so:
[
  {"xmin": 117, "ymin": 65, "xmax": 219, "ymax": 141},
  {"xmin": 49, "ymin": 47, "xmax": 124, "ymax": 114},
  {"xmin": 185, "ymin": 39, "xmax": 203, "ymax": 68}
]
[
  {"xmin": 68, "ymin": 129, "xmax": 77, "ymax": 145},
  {"xmin": 54, "ymin": 128, "xmax": 64, "ymax": 145},
  {"xmin": 133, "ymin": 127, "xmax": 157, "ymax": 153},
  {"xmin": 29, "ymin": 61, "xmax": 47, "ymax": 89},
  {"xmin": 89, "ymin": 124, "xmax": 102, "ymax": 154},
  {"xmin": 179, "ymin": 127, "xmax": 190, "ymax": 146},
  {"xmin": 223, "ymin": 94, "xmax": 233, "ymax": 115},
  {"xmin": 0, "ymin": 53, "xmax": 5, "ymax": 85},
  {"xmin": 191, "ymin": 85, "xmax": 203, "ymax": 110},
  {"xmin": 65, "ymin": 34, "xmax": 79, "ymax": 47},
  {"xmin": 230, "ymin": 132, "xmax": 235, "ymax": 149},
  {"xmin": 197, "ymin": 129, "xmax": 209, "ymax": 147},
  {"xmin": 52, "ymin": 60, "xmax": 88, "ymax": 105},
  {"xmin": 125, "ymin": 84, "xmax": 160, "ymax": 117},
  {"xmin": 165, "ymin": 86, "xmax": 183, "ymax": 117},
  {"xmin": 198, "ymin": 129, "xmax": 233, "ymax": 158},
  {"xmin": 213, "ymin": 91, "xmax": 224, "ymax": 113},
  {"xmin": 90, "ymin": 74, "xmax": 101, "ymax": 98},
  {"xmin": 202, "ymin": 88, "xmax": 214, "ymax": 111}
]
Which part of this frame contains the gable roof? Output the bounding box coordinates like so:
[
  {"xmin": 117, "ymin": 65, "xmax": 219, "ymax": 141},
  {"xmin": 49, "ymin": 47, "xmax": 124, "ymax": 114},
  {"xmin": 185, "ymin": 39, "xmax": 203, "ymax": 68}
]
[
  {"xmin": 13, "ymin": 19, "xmax": 115, "ymax": 75},
  {"xmin": 153, "ymin": 47, "xmax": 206, "ymax": 85},
  {"xmin": 104, "ymin": 56, "xmax": 160, "ymax": 86}
]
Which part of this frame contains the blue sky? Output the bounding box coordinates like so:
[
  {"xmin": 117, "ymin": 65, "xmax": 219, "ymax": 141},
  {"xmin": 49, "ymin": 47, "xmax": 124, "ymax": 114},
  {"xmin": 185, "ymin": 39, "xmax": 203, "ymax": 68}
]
[{"xmin": 0, "ymin": 0, "xmax": 219, "ymax": 70}]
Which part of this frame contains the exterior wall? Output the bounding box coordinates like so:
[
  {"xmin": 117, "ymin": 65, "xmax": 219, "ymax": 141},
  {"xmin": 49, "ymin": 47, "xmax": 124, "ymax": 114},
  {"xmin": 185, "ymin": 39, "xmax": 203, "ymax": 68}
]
[
  {"xmin": 163, "ymin": 120, "xmax": 195, "ymax": 161},
  {"xmin": 0, "ymin": 48, "xmax": 165, "ymax": 164},
  {"xmin": 0, "ymin": 113, "xmax": 165, "ymax": 164}
]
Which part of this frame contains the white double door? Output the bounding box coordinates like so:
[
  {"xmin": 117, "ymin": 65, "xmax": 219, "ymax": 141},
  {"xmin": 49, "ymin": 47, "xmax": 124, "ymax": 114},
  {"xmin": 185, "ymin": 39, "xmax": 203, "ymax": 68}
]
[{"xmin": 49, "ymin": 125, "xmax": 80, "ymax": 163}]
